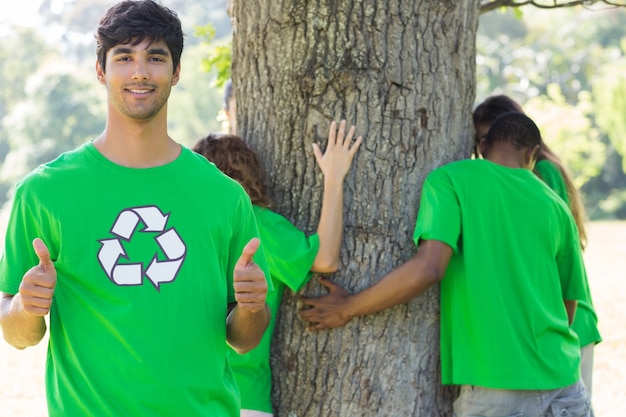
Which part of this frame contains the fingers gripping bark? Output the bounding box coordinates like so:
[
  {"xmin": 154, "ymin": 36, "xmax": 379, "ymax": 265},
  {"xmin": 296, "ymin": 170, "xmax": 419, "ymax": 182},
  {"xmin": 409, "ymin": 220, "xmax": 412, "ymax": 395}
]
[{"xmin": 299, "ymin": 277, "xmax": 353, "ymax": 331}]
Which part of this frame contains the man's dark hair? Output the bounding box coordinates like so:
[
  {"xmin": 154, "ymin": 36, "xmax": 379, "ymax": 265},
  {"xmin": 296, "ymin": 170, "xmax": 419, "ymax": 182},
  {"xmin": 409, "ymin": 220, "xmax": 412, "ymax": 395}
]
[
  {"xmin": 485, "ymin": 112, "xmax": 542, "ymax": 150},
  {"xmin": 95, "ymin": 0, "xmax": 184, "ymax": 73}
]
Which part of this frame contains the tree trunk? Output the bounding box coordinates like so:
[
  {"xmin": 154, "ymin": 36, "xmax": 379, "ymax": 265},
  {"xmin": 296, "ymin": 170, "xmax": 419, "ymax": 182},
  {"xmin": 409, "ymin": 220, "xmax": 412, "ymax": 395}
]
[{"xmin": 231, "ymin": 1, "xmax": 479, "ymax": 415}]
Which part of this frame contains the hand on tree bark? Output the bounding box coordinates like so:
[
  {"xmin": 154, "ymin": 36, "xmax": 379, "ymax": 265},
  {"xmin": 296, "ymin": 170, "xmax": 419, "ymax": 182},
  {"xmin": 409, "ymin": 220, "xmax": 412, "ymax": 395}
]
[
  {"xmin": 312, "ymin": 120, "xmax": 363, "ymax": 185},
  {"xmin": 299, "ymin": 277, "xmax": 354, "ymax": 330}
]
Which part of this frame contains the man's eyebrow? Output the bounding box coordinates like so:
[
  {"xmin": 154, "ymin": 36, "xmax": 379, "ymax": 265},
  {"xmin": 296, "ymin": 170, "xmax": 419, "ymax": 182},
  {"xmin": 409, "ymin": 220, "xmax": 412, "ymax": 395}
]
[
  {"xmin": 146, "ymin": 47, "xmax": 170, "ymax": 57},
  {"xmin": 111, "ymin": 46, "xmax": 133, "ymax": 56},
  {"xmin": 110, "ymin": 46, "xmax": 170, "ymax": 57}
]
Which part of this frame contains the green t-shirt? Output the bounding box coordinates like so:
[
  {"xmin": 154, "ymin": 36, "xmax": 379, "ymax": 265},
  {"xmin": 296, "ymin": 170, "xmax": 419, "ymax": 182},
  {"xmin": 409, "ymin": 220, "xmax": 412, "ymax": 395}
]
[
  {"xmin": 413, "ymin": 159, "xmax": 588, "ymax": 390},
  {"xmin": 0, "ymin": 143, "xmax": 271, "ymax": 417},
  {"xmin": 535, "ymin": 159, "xmax": 601, "ymax": 347},
  {"xmin": 535, "ymin": 159, "xmax": 569, "ymax": 203},
  {"xmin": 228, "ymin": 206, "xmax": 319, "ymax": 413}
]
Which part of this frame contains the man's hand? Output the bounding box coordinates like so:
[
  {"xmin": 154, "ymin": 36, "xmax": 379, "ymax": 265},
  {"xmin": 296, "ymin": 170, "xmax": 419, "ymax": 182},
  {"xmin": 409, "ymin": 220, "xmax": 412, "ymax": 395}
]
[
  {"xmin": 301, "ymin": 241, "xmax": 452, "ymax": 333},
  {"xmin": 227, "ymin": 238, "xmax": 270, "ymax": 354},
  {"xmin": 299, "ymin": 277, "xmax": 353, "ymax": 331},
  {"xmin": 0, "ymin": 238, "xmax": 55, "ymax": 348},
  {"xmin": 233, "ymin": 238, "xmax": 268, "ymax": 313},
  {"xmin": 19, "ymin": 238, "xmax": 57, "ymax": 317}
]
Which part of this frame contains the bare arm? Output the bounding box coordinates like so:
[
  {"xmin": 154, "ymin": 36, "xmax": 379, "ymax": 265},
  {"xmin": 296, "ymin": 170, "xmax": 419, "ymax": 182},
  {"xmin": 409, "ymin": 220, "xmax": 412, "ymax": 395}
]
[
  {"xmin": 0, "ymin": 293, "xmax": 47, "ymax": 349},
  {"xmin": 226, "ymin": 238, "xmax": 271, "ymax": 354},
  {"xmin": 564, "ymin": 299, "xmax": 577, "ymax": 325},
  {"xmin": 300, "ymin": 240, "xmax": 453, "ymax": 330},
  {"xmin": 0, "ymin": 238, "xmax": 56, "ymax": 349},
  {"xmin": 311, "ymin": 120, "xmax": 363, "ymax": 273},
  {"xmin": 227, "ymin": 303, "xmax": 271, "ymax": 354}
]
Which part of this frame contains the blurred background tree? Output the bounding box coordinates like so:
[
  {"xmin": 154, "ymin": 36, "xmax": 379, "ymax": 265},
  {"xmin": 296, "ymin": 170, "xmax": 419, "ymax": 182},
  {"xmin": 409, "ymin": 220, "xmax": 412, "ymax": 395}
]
[
  {"xmin": 0, "ymin": 0, "xmax": 233, "ymax": 217},
  {"xmin": 0, "ymin": 0, "xmax": 625, "ymax": 220},
  {"xmin": 476, "ymin": 5, "xmax": 626, "ymax": 219}
]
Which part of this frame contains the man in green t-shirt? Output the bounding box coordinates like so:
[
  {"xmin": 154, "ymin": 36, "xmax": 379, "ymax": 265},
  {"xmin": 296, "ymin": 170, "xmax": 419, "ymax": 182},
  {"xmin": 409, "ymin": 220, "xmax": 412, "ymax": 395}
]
[
  {"xmin": 0, "ymin": 2, "xmax": 270, "ymax": 416},
  {"xmin": 474, "ymin": 94, "xmax": 601, "ymax": 414},
  {"xmin": 300, "ymin": 112, "xmax": 591, "ymax": 416}
]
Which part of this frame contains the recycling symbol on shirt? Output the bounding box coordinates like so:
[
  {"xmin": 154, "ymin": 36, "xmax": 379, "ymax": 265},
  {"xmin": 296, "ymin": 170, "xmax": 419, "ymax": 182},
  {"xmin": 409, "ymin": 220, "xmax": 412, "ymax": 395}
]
[{"xmin": 97, "ymin": 205, "xmax": 186, "ymax": 290}]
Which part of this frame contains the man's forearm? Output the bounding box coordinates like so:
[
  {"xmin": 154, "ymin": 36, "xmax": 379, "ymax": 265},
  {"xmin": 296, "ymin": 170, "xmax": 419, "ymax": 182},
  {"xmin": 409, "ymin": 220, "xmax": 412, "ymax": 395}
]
[
  {"xmin": 0, "ymin": 294, "xmax": 47, "ymax": 349},
  {"xmin": 300, "ymin": 240, "xmax": 453, "ymax": 331},
  {"xmin": 226, "ymin": 303, "xmax": 271, "ymax": 354},
  {"xmin": 343, "ymin": 253, "xmax": 444, "ymax": 320}
]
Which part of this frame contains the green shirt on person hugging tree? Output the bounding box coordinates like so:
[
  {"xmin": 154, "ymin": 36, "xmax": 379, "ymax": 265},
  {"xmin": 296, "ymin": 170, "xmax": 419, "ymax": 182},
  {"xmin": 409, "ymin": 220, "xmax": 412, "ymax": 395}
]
[
  {"xmin": 535, "ymin": 159, "xmax": 602, "ymax": 349},
  {"xmin": 228, "ymin": 206, "xmax": 320, "ymax": 414},
  {"xmin": 413, "ymin": 158, "xmax": 590, "ymax": 390}
]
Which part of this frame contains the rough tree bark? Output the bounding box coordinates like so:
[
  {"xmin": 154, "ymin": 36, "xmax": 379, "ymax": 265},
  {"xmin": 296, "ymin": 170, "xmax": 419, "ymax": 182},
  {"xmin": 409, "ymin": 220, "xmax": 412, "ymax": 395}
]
[{"xmin": 231, "ymin": 1, "xmax": 479, "ymax": 415}]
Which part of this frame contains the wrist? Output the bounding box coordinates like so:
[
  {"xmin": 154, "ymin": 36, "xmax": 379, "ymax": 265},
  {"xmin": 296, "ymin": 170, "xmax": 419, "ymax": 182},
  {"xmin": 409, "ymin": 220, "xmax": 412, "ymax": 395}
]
[
  {"xmin": 343, "ymin": 294, "xmax": 359, "ymax": 322},
  {"xmin": 323, "ymin": 177, "xmax": 345, "ymax": 188},
  {"xmin": 233, "ymin": 301, "xmax": 270, "ymax": 317}
]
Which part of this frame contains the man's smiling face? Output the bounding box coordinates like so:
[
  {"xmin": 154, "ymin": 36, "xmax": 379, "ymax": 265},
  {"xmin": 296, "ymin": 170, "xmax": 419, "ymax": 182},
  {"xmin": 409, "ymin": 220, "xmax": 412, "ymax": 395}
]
[{"xmin": 97, "ymin": 38, "xmax": 180, "ymax": 122}]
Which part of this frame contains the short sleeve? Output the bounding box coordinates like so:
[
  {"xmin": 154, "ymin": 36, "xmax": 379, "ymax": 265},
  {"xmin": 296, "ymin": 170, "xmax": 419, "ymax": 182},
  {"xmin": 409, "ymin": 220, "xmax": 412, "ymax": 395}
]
[
  {"xmin": 254, "ymin": 207, "xmax": 319, "ymax": 293},
  {"xmin": 556, "ymin": 210, "xmax": 588, "ymax": 302},
  {"xmin": 227, "ymin": 192, "xmax": 273, "ymax": 304},
  {"xmin": 0, "ymin": 181, "xmax": 45, "ymax": 295},
  {"xmin": 412, "ymin": 168, "xmax": 461, "ymax": 253}
]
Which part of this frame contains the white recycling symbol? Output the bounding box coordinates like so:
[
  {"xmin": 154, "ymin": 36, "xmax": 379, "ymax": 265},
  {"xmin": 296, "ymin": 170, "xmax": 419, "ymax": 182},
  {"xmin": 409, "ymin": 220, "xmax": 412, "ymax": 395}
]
[{"xmin": 97, "ymin": 206, "xmax": 186, "ymax": 289}]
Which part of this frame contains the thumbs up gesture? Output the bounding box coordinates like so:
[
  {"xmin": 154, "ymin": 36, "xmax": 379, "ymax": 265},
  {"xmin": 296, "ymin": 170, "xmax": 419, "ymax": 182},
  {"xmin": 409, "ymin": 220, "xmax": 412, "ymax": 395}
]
[
  {"xmin": 19, "ymin": 238, "xmax": 57, "ymax": 317},
  {"xmin": 233, "ymin": 238, "xmax": 268, "ymax": 313}
]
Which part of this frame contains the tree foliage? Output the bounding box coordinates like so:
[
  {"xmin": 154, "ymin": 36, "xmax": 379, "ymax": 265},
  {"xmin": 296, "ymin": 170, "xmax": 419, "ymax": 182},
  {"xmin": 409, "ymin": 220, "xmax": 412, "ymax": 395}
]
[
  {"xmin": 168, "ymin": 44, "xmax": 224, "ymax": 144},
  {"xmin": 0, "ymin": 0, "xmax": 228, "ymax": 211},
  {"xmin": 0, "ymin": 26, "xmax": 49, "ymax": 120},
  {"xmin": 476, "ymin": 5, "xmax": 626, "ymax": 218},
  {"xmin": 0, "ymin": 69, "xmax": 105, "ymax": 198},
  {"xmin": 1, "ymin": 2, "xmax": 625, "ymax": 218},
  {"xmin": 196, "ymin": 23, "xmax": 232, "ymax": 88},
  {"xmin": 593, "ymin": 51, "xmax": 626, "ymax": 171},
  {"xmin": 481, "ymin": 0, "xmax": 626, "ymax": 14},
  {"xmin": 526, "ymin": 85, "xmax": 606, "ymax": 188}
]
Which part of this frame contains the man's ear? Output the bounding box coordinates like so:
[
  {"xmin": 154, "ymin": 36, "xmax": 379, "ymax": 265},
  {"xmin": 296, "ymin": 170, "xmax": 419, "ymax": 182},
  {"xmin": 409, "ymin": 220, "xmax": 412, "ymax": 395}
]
[
  {"xmin": 171, "ymin": 64, "xmax": 181, "ymax": 86},
  {"xmin": 95, "ymin": 61, "xmax": 106, "ymax": 85},
  {"xmin": 477, "ymin": 138, "xmax": 488, "ymax": 158}
]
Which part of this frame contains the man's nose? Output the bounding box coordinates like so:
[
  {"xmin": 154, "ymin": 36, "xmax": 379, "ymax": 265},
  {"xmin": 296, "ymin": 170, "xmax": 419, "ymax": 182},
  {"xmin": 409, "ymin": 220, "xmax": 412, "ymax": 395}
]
[{"xmin": 131, "ymin": 62, "xmax": 150, "ymax": 81}]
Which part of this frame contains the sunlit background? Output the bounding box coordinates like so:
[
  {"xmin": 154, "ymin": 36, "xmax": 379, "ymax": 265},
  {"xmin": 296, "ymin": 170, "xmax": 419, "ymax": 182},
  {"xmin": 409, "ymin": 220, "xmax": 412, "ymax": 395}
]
[
  {"xmin": 2, "ymin": 0, "xmax": 42, "ymax": 26},
  {"xmin": 0, "ymin": 1, "xmax": 624, "ymax": 416}
]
